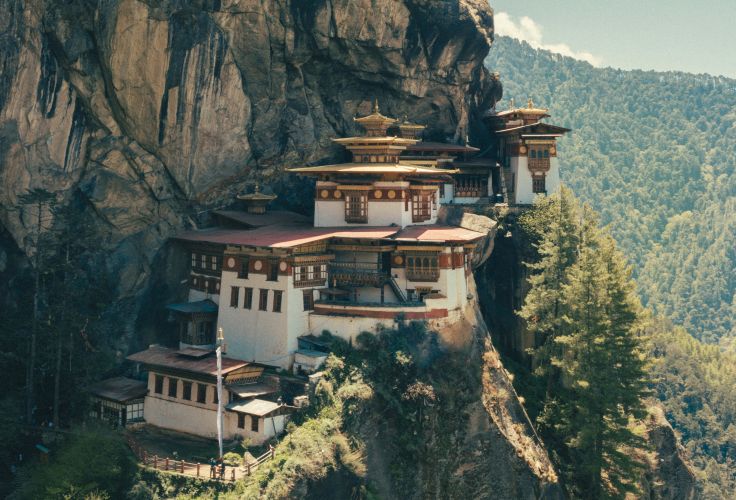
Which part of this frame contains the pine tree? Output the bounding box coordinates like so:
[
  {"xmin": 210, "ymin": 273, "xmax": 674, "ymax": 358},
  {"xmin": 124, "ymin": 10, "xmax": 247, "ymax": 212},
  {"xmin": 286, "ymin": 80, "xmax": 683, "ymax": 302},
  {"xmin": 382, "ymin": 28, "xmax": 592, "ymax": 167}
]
[
  {"xmin": 521, "ymin": 193, "xmax": 650, "ymax": 498},
  {"xmin": 519, "ymin": 187, "xmax": 581, "ymax": 373}
]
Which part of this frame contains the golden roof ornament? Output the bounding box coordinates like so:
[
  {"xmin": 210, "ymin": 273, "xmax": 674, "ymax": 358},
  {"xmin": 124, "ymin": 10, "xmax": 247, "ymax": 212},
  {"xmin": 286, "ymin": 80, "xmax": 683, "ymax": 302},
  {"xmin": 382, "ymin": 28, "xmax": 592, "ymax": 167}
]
[
  {"xmin": 354, "ymin": 98, "xmax": 397, "ymax": 137},
  {"xmin": 237, "ymin": 182, "xmax": 276, "ymax": 213},
  {"xmin": 527, "ymin": 98, "xmax": 534, "ymax": 108}
]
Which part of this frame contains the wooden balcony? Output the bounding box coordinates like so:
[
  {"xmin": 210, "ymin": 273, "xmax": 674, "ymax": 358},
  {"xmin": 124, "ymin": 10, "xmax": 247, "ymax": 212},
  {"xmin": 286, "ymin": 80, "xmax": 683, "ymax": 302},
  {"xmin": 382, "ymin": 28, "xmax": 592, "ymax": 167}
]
[{"xmin": 328, "ymin": 262, "xmax": 388, "ymax": 287}]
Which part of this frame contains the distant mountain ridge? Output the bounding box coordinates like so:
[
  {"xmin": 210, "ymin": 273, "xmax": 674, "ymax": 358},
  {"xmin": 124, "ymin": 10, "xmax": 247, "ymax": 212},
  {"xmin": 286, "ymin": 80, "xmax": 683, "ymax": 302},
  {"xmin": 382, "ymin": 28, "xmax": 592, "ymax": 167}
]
[{"xmin": 487, "ymin": 35, "xmax": 736, "ymax": 345}]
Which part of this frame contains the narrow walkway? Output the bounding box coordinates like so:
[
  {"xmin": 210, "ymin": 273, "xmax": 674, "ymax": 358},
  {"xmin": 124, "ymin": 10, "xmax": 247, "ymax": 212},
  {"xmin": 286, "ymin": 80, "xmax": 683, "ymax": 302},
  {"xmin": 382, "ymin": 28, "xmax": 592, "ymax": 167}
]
[{"xmin": 125, "ymin": 435, "xmax": 274, "ymax": 482}]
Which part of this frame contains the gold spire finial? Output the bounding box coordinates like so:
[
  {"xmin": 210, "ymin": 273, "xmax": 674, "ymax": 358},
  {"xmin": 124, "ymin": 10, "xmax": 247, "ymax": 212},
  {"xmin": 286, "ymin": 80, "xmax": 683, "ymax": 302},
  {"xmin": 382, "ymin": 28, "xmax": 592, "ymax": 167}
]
[
  {"xmin": 527, "ymin": 98, "xmax": 534, "ymax": 108},
  {"xmin": 254, "ymin": 182, "xmax": 260, "ymax": 194},
  {"xmin": 510, "ymin": 98, "xmax": 515, "ymax": 109},
  {"xmin": 373, "ymin": 98, "xmax": 380, "ymax": 114}
]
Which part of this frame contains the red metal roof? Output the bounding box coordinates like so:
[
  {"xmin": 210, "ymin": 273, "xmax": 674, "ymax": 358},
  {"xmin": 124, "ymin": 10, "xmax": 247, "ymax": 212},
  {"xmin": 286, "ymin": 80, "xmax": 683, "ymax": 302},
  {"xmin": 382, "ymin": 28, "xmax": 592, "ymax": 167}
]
[
  {"xmin": 127, "ymin": 345, "xmax": 250, "ymax": 376},
  {"xmin": 176, "ymin": 225, "xmax": 401, "ymax": 248},
  {"xmin": 393, "ymin": 225, "xmax": 486, "ymax": 242},
  {"xmin": 214, "ymin": 210, "xmax": 310, "ymax": 227}
]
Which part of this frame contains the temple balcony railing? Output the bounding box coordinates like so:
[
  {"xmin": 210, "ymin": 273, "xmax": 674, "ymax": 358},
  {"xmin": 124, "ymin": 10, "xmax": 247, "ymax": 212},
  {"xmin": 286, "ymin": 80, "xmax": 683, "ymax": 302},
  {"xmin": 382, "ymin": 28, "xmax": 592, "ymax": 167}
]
[
  {"xmin": 406, "ymin": 270, "xmax": 440, "ymax": 282},
  {"xmin": 293, "ymin": 277, "xmax": 327, "ymax": 288},
  {"xmin": 315, "ymin": 299, "xmax": 425, "ymax": 308},
  {"xmin": 328, "ymin": 262, "xmax": 388, "ymax": 287}
]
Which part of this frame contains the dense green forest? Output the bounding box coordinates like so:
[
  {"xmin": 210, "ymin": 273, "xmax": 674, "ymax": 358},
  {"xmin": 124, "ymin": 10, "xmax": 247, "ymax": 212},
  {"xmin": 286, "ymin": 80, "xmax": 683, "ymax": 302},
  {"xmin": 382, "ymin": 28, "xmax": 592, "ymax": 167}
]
[
  {"xmin": 487, "ymin": 36, "xmax": 736, "ymax": 346},
  {"xmin": 488, "ymin": 38, "xmax": 736, "ymax": 496}
]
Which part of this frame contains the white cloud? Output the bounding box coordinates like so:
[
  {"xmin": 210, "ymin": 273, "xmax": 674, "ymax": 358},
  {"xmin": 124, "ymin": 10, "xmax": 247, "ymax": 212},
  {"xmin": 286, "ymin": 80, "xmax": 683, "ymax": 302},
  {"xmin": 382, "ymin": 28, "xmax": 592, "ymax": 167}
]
[{"xmin": 494, "ymin": 12, "xmax": 603, "ymax": 67}]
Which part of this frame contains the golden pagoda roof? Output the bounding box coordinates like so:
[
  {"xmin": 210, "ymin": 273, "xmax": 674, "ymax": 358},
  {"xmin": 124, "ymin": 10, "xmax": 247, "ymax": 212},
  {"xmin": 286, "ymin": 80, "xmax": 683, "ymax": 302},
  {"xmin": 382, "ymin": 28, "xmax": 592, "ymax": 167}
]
[
  {"xmin": 287, "ymin": 163, "xmax": 457, "ymax": 175},
  {"xmin": 236, "ymin": 183, "xmax": 277, "ymax": 201},
  {"xmin": 332, "ymin": 136, "xmax": 418, "ymax": 146},
  {"xmin": 398, "ymin": 118, "xmax": 426, "ymax": 131},
  {"xmin": 495, "ymin": 98, "xmax": 550, "ymax": 117},
  {"xmin": 353, "ymin": 99, "xmax": 397, "ymax": 126}
]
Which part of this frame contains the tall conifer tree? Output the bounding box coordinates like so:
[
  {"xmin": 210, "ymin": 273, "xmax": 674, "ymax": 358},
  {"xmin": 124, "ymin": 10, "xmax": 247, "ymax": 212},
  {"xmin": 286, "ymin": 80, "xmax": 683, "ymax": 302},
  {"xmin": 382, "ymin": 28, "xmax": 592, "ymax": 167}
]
[{"xmin": 520, "ymin": 192, "xmax": 650, "ymax": 498}]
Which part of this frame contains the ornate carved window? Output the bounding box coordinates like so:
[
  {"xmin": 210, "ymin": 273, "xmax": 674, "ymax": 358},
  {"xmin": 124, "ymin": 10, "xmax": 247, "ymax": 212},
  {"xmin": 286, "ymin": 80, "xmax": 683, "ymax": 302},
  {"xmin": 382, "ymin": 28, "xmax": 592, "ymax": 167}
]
[
  {"xmin": 294, "ymin": 264, "xmax": 327, "ymax": 288},
  {"xmin": 528, "ymin": 146, "xmax": 551, "ymax": 171},
  {"xmin": 411, "ymin": 192, "xmax": 431, "ymax": 222},
  {"xmin": 345, "ymin": 192, "xmax": 367, "ymax": 223},
  {"xmin": 406, "ymin": 252, "xmax": 440, "ymax": 282}
]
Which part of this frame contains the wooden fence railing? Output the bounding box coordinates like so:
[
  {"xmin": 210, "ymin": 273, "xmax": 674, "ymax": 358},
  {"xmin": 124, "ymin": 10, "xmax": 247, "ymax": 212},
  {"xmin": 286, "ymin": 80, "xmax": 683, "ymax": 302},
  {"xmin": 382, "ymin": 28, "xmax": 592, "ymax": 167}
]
[{"xmin": 126, "ymin": 435, "xmax": 275, "ymax": 482}]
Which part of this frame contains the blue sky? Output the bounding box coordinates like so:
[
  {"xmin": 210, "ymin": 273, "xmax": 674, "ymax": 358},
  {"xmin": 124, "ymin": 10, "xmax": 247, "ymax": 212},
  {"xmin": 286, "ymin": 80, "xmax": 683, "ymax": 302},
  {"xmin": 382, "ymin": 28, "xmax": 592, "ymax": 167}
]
[{"xmin": 491, "ymin": 0, "xmax": 736, "ymax": 78}]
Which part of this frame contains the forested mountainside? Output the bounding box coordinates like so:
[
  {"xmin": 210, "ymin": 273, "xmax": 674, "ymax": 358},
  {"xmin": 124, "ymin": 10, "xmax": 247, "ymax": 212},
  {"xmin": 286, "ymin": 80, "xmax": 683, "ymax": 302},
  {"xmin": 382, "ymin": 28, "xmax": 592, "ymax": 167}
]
[
  {"xmin": 487, "ymin": 37, "xmax": 736, "ymax": 496},
  {"xmin": 487, "ymin": 36, "xmax": 736, "ymax": 346}
]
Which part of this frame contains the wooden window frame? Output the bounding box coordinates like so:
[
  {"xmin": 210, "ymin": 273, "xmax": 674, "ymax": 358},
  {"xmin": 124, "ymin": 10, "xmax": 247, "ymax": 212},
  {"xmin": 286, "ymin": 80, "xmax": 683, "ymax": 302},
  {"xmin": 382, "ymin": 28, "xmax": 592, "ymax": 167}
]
[
  {"xmin": 259, "ymin": 289, "xmax": 269, "ymax": 311},
  {"xmin": 230, "ymin": 286, "xmax": 240, "ymax": 308},
  {"xmin": 251, "ymin": 415, "xmax": 259, "ymax": 432},
  {"xmin": 154, "ymin": 375, "xmax": 164, "ymax": 394},
  {"xmin": 532, "ymin": 176, "xmax": 546, "ymax": 194},
  {"xmin": 238, "ymin": 259, "xmax": 249, "ymax": 279},
  {"xmin": 411, "ymin": 192, "xmax": 432, "ymax": 222},
  {"xmin": 303, "ymin": 290, "xmax": 314, "ymax": 311},
  {"xmin": 344, "ymin": 192, "xmax": 368, "ymax": 223},
  {"xmin": 266, "ymin": 260, "xmax": 280, "ymax": 282},
  {"xmin": 182, "ymin": 381, "xmax": 192, "ymax": 401},
  {"xmin": 197, "ymin": 383, "xmax": 207, "ymax": 404},
  {"xmin": 237, "ymin": 413, "xmax": 245, "ymax": 429},
  {"xmin": 243, "ymin": 287, "xmax": 253, "ymax": 309},
  {"xmin": 405, "ymin": 252, "xmax": 441, "ymax": 282},
  {"xmin": 168, "ymin": 378, "xmax": 178, "ymax": 398},
  {"xmin": 273, "ymin": 290, "xmax": 283, "ymax": 313}
]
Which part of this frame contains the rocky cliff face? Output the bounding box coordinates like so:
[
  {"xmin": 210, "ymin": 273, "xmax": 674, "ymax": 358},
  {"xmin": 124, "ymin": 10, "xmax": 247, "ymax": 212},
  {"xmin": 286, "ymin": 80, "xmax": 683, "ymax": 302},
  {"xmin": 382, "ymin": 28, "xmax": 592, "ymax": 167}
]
[{"xmin": 0, "ymin": 0, "xmax": 501, "ymax": 342}]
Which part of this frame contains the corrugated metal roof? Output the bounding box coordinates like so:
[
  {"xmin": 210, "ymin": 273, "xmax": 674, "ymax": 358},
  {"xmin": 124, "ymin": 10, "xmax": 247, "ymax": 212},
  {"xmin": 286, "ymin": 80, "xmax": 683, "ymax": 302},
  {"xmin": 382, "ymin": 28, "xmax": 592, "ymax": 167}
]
[
  {"xmin": 127, "ymin": 346, "xmax": 251, "ymax": 377},
  {"xmin": 214, "ymin": 210, "xmax": 310, "ymax": 227},
  {"xmin": 394, "ymin": 225, "xmax": 485, "ymax": 242},
  {"xmin": 176, "ymin": 225, "xmax": 400, "ymax": 248},
  {"xmin": 88, "ymin": 377, "xmax": 147, "ymax": 402},
  {"xmin": 227, "ymin": 382, "xmax": 278, "ymax": 399},
  {"xmin": 165, "ymin": 300, "xmax": 218, "ymax": 314},
  {"xmin": 227, "ymin": 398, "xmax": 281, "ymax": 416},
  {"xmin": 404, "ymin": 141, "xmax": 480, "ymax": 153},
  {"xmin": 295, "ymin": 349, "xmax": 329, "ymax": 358}
]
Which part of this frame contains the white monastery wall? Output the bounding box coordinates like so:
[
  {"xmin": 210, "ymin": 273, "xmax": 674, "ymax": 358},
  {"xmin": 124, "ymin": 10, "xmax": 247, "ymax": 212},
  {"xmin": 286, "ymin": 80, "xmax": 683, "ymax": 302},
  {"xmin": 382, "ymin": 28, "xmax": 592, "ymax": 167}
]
[{"xmin": 218, "ymin": 270, "xmax": 292, "ymax": 367}]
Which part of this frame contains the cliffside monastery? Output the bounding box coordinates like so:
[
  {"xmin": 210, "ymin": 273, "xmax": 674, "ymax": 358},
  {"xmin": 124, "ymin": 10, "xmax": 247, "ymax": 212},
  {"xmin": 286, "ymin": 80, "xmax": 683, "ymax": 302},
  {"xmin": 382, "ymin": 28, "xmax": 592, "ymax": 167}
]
[{"xmin": 90, "ymin": 99, "xmax": 568, "ymax": 444}]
